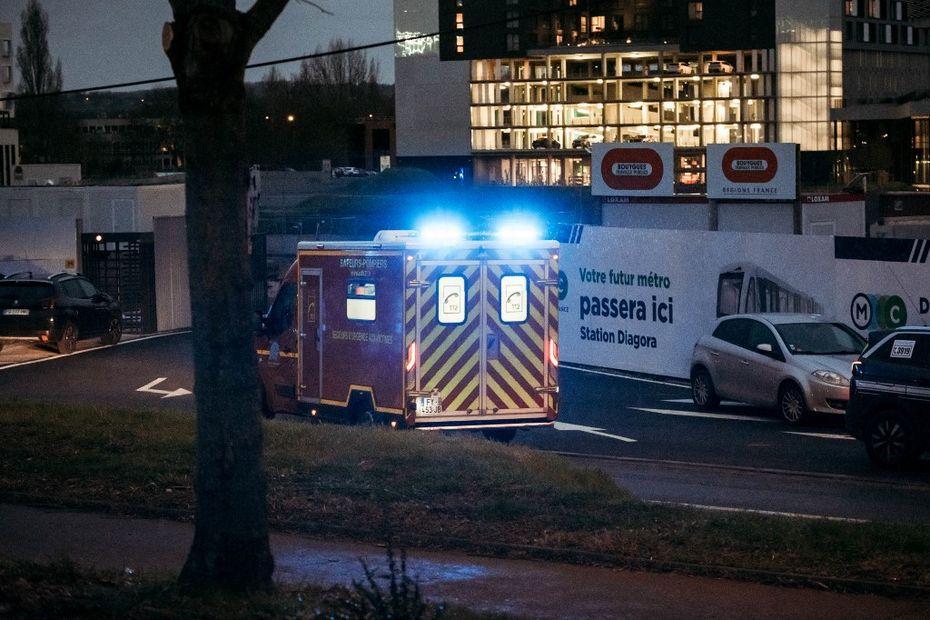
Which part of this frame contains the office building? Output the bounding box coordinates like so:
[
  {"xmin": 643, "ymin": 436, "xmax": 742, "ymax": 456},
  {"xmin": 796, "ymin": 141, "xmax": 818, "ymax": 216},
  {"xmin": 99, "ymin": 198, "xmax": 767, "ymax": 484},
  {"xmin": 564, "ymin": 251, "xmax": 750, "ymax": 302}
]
[{"xmin": 396, "ymin": 1, "xmax": 930, "ymax": 188}]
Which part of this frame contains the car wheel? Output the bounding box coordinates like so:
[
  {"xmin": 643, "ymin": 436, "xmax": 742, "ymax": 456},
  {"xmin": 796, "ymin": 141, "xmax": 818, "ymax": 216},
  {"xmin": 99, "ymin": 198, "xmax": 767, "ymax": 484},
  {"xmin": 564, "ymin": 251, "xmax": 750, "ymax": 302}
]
[
  {"xmin": 57, "ymin": 322, "xmax": 77, "ymax": 355},
  {"xmin": 779, "ymin": 383, "xmax": 807, "ymax": 425},
  {"xmin": 100, "ymin": 317, "xmax": 122, "ymax": 345},
  {"xmin": 691, "ymin": 368, "xmax": 720, "ymax": 411},
  {"xmin": 865, "ymin": 411, "xmax": 920, "ymax": 470},
  {"xmin": 482, "ymin": 428, "xmax": 516, "ymax": 443}
]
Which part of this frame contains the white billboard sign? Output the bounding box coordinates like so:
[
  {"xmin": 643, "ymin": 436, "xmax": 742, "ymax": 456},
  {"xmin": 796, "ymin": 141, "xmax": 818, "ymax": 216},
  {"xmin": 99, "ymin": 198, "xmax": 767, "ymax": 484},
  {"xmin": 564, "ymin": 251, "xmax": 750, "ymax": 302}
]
[
  {"xmin": 559, "ymin": 227, "xmax": 929, "ymax": 379},
  {"xmin": 591, "ymin": 143, "xmax": 675, "ymax": 197},
  {"xmin": 706, "ymin": 143, "xmax": 798, "ymax": 201}
]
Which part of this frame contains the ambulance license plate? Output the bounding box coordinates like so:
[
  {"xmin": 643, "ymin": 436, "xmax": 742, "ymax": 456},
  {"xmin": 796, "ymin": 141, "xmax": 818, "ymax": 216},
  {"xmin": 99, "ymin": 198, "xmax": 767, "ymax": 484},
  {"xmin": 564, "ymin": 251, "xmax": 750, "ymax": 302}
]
[
  {"xmin": 3, "ymin": 309, "xmax": 29, "ymax": 316},
  {"xmin": 416, "ymin": 396, "xmax": 442, "ymax": 416}
]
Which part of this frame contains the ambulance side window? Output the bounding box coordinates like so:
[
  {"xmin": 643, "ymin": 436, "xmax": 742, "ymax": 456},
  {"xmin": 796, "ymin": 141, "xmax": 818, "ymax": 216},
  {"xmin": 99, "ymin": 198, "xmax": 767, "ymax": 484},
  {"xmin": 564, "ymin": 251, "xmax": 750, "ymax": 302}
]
[
  {"xmin": 266, "ymin": 282, "xmax": 296, "ymax": 336},
  {"xmin": 437, "ymin": 275, "xmax": 467, "ymax": 325},
  {"xmin": 347, "ymin": 279, "xmax": 376, "ymax": 322},
  {"xmin": 500, "ymin": 274, "xmax": 528, "ymax": 323}
]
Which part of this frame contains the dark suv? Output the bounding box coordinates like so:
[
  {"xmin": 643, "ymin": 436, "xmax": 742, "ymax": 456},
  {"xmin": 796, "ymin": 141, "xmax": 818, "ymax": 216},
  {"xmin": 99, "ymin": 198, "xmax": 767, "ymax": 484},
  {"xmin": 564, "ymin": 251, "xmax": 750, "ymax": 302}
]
[
  {"xmin": 0, "ymin": 273, "xmax": 122, "ymax": 354},
  {"xmin": 847, "ymin": 327, "xmax": 930, "ymax": 469}
]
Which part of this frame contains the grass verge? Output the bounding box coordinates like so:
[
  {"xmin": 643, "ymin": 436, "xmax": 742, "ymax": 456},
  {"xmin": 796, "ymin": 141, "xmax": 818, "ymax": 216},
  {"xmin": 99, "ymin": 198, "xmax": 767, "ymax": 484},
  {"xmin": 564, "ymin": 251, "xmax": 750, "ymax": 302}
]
[{"xmin": 1, "ymin": 400, "xmax": 929, "ymax": 595}]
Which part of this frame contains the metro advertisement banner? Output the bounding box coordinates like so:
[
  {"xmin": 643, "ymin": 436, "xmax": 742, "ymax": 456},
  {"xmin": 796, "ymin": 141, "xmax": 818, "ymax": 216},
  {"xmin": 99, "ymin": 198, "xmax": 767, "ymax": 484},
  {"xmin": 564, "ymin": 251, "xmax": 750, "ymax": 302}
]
[
  {"xmin": 559, "ymin": 227, "xmax": 929, "ymax": 379},
  {"xmin": 706, "ymin": 143, "xmax": 798, "ymax": 201},
  {"xmin": 591, "ymin": 143, "xmax": 675, "ymax": 197}
]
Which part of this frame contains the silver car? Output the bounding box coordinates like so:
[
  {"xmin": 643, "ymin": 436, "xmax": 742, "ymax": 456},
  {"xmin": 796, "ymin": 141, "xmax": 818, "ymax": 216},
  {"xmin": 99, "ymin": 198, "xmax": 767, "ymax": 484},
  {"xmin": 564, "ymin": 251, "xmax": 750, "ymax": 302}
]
[{"xmin": 690, "ymin": 314, "xmax": 867, "ymax": 424}]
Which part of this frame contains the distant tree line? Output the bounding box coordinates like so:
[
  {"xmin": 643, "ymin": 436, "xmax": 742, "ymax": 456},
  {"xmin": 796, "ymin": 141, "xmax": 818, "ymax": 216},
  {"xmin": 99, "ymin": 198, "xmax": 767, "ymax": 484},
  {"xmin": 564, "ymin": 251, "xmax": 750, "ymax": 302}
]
[
  {"xmin": 245, "ymin": 39, "xmax": 393, "ymax": 170},
  {"xmin": 13, "ymin": 27, "xmax": 392, "ymax": 177}
]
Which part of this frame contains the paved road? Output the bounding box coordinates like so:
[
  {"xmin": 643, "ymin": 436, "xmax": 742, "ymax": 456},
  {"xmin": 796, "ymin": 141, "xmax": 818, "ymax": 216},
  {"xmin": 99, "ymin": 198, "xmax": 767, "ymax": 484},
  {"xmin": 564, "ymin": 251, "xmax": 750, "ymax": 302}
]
[
  {"xmin": 2, "ymin": 332, "xmax": 928, "ymax": 522},
  {"xmin": 6, "ymin": 503, "xmax": 926, "ymax": 619}
]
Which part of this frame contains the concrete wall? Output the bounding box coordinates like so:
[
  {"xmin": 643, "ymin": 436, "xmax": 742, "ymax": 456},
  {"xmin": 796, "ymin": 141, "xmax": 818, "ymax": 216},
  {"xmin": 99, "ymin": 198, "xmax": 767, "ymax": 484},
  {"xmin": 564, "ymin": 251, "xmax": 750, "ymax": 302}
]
[
  {"xmin": 395, "ymin": 55, "xmax": 472, "ymax": 158},
  {"xmin": 802, "ymin": 200, "xmax": 866, "ymax": 236},
  {"xmin": 153, "ymin": 216, "xmax": 191, "ymax": 331},
  {"xmin": 602, "ymin": 202, "xmax": 712, "ymax": 231},
  {"xmin": 602, "ymin": 196, "xmax": 867, "ymax": 237},
  {"xmin": 0, "ymin": 183, "xmax": 184, "ymax": 233},
  {"xmin": 718, "ymin": 203, "xmax": 795, "ymax": 234},
  {"xmin": 12, "ymin": 163, "xmax": 82, "ymax": 186},
  {"xmin": 0, "ymin": 217, "xmax": 77, "ymax": 277}
]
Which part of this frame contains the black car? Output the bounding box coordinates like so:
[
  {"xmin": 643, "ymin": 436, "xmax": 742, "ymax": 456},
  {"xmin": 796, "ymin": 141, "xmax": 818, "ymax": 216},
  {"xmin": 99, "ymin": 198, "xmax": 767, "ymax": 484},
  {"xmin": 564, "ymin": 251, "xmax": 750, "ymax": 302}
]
[
  {"xmin": 0, "ymin": 273, "xmax": 122, "ymax": 354},
  {"xmin": 531, "ymin": 137, "xmax": 561, "ymax": 149},
  {"xmin": 847, "ymin": 327, "xmax": 930, "ymax": 469}
]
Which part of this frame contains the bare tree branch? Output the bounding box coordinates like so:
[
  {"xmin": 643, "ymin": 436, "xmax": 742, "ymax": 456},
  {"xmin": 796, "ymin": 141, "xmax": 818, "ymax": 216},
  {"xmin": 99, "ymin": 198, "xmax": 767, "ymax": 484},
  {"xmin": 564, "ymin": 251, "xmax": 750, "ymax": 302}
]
[
  {"xmin": 245, "ymin": 0, "xmax": 291, "ymax": 48},
  {"xmin": 296, "ymin": 0, "xmax": 334, "ymax": 16}
]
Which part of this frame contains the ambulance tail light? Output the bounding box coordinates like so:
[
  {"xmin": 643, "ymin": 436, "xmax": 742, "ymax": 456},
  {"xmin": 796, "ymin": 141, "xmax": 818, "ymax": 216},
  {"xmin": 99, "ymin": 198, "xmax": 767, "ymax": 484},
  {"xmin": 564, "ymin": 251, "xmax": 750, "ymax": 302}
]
[
  {"xmin": 548, "ymin": 338, "xmax": 559, "ymax": 367},
  {"xmin": 406, "ymin": 342, "xmax": 417, "ymax": 372}
]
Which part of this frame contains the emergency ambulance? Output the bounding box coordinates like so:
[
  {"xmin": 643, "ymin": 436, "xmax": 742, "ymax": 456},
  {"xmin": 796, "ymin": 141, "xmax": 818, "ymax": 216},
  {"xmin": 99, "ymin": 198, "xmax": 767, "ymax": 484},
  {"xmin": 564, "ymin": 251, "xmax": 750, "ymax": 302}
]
[{"xmin": 255, "ymin": 228, "xmax": 559, "ymax": 439}]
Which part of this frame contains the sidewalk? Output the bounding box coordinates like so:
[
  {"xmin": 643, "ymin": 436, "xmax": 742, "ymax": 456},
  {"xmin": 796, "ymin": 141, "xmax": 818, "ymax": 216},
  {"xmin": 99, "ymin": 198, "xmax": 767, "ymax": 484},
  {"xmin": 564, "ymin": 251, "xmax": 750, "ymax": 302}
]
[{"xmin": 0, "ymin": 503, "xmax": 926, "ymax": 619}]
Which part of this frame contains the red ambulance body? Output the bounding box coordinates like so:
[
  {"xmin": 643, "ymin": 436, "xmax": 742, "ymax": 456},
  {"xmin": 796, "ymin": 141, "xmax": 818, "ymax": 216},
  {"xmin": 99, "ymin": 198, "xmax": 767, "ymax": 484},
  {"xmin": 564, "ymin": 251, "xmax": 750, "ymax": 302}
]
[{"xmin": 255, "ymin": 230, "xmax": 559, "ymax": 434}]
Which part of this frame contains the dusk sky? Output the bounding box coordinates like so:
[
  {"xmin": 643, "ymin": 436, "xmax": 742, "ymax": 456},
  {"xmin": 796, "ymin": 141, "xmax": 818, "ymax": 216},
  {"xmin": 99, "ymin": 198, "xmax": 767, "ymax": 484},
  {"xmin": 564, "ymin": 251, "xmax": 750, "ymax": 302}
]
[{"xmin": 0, "ymin": 0, "xmax": 397, "ymax": 91}]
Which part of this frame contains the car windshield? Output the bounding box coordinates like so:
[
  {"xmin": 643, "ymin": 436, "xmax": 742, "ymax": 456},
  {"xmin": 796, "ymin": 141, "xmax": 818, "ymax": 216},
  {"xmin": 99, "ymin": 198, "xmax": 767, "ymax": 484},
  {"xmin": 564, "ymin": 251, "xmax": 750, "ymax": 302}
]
[
  {"xmin": 775, "ymin": 322, "xmax": 866, "ymax": 355},
  {"xmin": 0, "ymin": 282, "xmax": 54, "ymax": 304}
]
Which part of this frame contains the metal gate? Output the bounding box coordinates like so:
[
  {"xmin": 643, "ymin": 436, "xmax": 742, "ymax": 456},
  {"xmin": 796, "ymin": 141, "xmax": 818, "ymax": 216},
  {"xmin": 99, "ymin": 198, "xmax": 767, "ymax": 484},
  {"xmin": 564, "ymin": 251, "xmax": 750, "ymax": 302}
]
[{"xmin": 81, "ymin": 233, "xmax": 156, "ymax": 334}]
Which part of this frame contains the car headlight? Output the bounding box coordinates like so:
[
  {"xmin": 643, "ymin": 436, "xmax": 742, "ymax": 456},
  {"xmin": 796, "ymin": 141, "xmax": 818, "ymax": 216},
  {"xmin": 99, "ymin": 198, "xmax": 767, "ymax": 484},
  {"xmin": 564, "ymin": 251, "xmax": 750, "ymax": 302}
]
[{"xmin": 812, "ymin": 370, "xmax": 849, "ymax": 387}]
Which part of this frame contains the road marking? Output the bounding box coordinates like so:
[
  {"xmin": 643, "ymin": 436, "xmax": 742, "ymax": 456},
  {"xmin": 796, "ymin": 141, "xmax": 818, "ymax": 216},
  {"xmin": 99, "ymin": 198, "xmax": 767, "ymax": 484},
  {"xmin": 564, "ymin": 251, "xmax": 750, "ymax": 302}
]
[
  {"xmin": 136, "ymin": 377, "xmax": 192, "ymax": 399},
  {"xmin": 649, "ymin": 500, "xmax": 870, "ymax": 523},
  {"xmin": 554, "ymin": 421, "xmax": 637, "ymax": 443},
  {"xmin": 784, "ymin": 431, "xmax": 855, "ymax": 441},
  {"xmin": 664, "ymin": 398, "xmax": 742, "ymax": 406},
  {"xmin": 0, "ymin": 331, "xmax": 191, "ymax": 372},
  {"xmin": 629, "ymin": 407, "xmax": 775, "ymax": 423},
  {"xmin": 559, "ymin": 363, "xmax": 689, "ymax": 389}
]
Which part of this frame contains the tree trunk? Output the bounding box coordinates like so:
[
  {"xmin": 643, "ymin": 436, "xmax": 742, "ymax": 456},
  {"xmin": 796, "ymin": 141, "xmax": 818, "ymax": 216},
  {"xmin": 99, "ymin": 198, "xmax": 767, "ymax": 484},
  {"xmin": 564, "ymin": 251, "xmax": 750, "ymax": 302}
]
[{"xmin": 164, "ymin": 0, "xmax": 289, "ymax": 592}]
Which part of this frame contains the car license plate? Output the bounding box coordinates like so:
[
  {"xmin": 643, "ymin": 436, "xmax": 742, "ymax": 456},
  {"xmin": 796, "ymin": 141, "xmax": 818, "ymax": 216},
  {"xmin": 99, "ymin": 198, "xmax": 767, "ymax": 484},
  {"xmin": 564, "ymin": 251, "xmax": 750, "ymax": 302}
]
[
  {"xmin": 415, "ymin": 396, "xmax": 442, "ymax": 416},
  {"xmin": 2, "ymin": 309, "xmax": 29, "ymax": 316}
]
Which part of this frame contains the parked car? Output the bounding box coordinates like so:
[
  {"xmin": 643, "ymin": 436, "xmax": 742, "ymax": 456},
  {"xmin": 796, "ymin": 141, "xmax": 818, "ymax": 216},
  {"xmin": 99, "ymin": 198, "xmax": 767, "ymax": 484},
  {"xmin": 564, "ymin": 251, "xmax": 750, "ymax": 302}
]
[
  {"xmin": 333, "ymin": 166, "xmax": 363, "ymax": 177},
  {"xmin": 846, "ymin": 327, "xmax": 930, "ymax": 469},
  {"xmin": 531, "ymin": 137, "xmax": 561, "ymax": 149},
  {"xmin": 0, "ymin": 273, "xmax": 122, "ymax": 354},
  {"xmin": 649, "ymin": 62, "xmax": 693, "ymax": 76},
  {"xmin": 705, "ymin": 60, "xmax": 734, "ymax": 74},
  {"xmin": 571, "ymin": 134, "xmax": 601, "ymax": 149},
  {"xmin": 691, "ymin": 314, "xmax": 866, "ymax": 424}
]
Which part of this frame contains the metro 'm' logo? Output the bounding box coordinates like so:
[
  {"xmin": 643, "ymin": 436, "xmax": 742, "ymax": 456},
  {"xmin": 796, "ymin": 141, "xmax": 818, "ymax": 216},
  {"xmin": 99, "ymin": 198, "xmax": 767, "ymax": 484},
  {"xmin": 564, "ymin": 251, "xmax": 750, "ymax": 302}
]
[
  {"xmin": 721, "ymin": 147, "xmax": 778, "ymax": 183},
  {"xmin": 601, "ymin": 148, "xmax": 664, "ymax": 190}
]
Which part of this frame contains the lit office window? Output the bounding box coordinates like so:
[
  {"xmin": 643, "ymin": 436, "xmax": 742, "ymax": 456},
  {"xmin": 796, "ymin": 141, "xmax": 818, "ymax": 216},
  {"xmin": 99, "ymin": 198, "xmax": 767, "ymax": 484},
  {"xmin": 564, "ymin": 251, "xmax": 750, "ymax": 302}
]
[
  {"xmin": 456, "ymin": 35, "xmax": 464, "ymax": 54},
  {"xmin": 456, "ymin": 12, "xmax": 463, "ymax": 29},
  {"xmin": 845, "ymin": 0, "xmax": 857, "ymax": 16}
]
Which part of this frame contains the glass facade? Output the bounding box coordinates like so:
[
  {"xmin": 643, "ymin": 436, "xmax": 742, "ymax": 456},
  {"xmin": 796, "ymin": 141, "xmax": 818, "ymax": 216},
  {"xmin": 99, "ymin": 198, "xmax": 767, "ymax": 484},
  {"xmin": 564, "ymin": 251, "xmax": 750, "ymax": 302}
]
[
  {"xmin": 775, "ymin": 0, "xmax": 844, "ymax": 152},
  {"xmin": 470, "ymin": 48, "xmax": 775, "ymax": 187}
]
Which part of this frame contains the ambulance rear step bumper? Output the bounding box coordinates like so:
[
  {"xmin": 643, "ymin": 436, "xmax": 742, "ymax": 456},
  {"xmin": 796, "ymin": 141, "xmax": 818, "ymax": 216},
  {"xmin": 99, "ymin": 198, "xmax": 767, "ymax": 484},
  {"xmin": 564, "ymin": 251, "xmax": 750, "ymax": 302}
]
[{"xmin": 415, "ymin": 420, "xmax": 554, "ymax": 431}]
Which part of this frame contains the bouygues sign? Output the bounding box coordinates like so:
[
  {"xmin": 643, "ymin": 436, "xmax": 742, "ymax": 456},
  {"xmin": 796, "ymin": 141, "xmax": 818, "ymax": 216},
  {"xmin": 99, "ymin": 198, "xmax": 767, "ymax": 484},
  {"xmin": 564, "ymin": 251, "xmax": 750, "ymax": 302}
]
[
  {"xmin": 591, "ymin": 143, "xmax": 675, "ymax": 197},
  {"xmin": 706, "ymin": 143, "xmax": 798, "ymax": 201}
]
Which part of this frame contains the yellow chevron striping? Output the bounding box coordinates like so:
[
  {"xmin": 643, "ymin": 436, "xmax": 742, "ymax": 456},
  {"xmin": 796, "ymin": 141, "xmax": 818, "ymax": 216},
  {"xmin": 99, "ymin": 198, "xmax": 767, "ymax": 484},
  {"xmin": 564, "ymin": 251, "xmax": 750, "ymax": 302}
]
[
  {"xmin": 421, "ymin": 327, "xmax": 479, "ymax": 388},
  {"xmin": 489, "ymin": 361, "xmax": 537, "ymax": 408},
  {"xmin": 444, "ymin": 363, "xmax": 481, "ymax": 412},
  {"xmin": 497, "ymin": 337, "xmax": 543, "ymax": 395},
  {"xmin": 485, "ymin": 371, "xmax": 519, "ymax": 409},
  {"xmin": 420, "ymin": 287, "xmax": 481, "ymax": 372}
]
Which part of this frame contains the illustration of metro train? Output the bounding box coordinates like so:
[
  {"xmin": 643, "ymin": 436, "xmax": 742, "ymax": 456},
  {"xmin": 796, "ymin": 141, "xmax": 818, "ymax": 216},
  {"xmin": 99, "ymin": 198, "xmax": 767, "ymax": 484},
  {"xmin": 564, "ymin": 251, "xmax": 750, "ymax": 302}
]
[{"xmin": 716, "ymin": 263, "xmax": 823, "ymax": 318}]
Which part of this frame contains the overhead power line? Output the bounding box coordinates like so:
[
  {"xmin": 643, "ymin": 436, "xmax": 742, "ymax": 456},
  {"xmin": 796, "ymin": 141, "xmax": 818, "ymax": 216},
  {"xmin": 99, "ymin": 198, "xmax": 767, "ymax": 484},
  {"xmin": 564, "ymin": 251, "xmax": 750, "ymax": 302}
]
[{"xmin": 0, "ymin": 3, "xmax": 581, "ymax": 104}]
